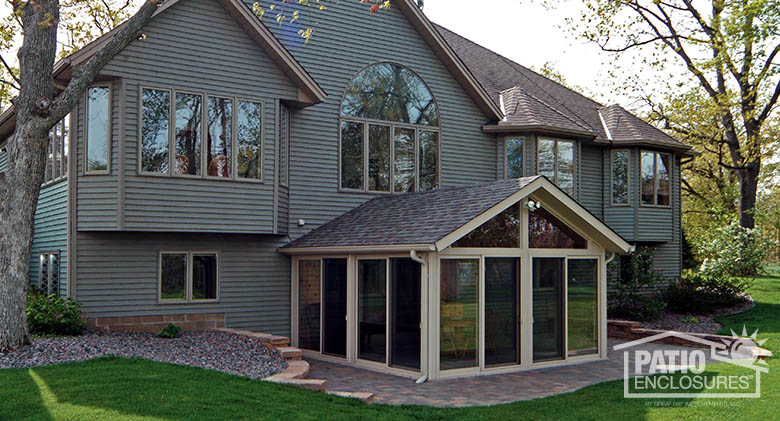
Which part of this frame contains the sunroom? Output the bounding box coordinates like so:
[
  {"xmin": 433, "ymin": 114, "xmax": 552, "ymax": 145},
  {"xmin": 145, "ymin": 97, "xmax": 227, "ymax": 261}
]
[{"xmin": 280, "ymin": 176, "xmax": 632, "ymax": 380}]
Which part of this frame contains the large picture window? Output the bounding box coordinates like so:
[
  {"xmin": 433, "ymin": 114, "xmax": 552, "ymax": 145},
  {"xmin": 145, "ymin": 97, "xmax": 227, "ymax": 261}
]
[
  {"xmin": 159, "ymin": 251, "xmax": 218, "ymax": 302},
  {"xmin": 641, "ymin": 151, "xmax": 671, "ymax": 206},
  {"xmin": 340, "ymin": 63, "xmax": 440, "ymax": 193},
  {"xmin": 140, "ymin": 87, "xmax": 264, "ymax": 182},
  {"xmin": 611, "ymin": 150, "xmax": 629, "ymax": 205},
  {"xmin": 537, "ymin": 138, "xmax": 575, "ymax": 195},
  {"xmin": 86, "ymin": 85, "xmax": 110, "ymax": 173}
]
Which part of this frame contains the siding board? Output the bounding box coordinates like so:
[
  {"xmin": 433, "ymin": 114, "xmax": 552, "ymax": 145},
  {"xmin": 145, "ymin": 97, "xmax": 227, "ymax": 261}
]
[{"xmin": 29, "ymin": 181, "xmax": 69, "ymax": 297}]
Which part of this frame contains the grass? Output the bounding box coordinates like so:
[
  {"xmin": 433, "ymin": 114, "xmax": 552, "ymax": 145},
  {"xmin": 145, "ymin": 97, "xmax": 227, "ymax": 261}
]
[{"xmin": 1, "ymin": 267, "xmax": 778, "ymax": 420}]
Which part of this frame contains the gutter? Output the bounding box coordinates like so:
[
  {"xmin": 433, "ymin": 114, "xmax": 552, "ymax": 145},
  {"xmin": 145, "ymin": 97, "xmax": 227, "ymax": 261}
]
[{"xmin": 409, "ymin": 250, "xmax": 428, "ymax": 384}]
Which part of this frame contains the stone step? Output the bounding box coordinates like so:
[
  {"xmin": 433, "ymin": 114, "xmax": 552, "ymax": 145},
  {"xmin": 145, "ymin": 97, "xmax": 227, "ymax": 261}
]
[
  {"xmin": 266, "ymin": 377, "xmax": 327, "ymax": 392},
  {"xmin": 265, "ymin": 360, "xmax": 310, "ymax": 381},
  {"xmin": 268, "ymin": 335, "xmax": 291, "ymax": 347},
  {"xmin": 277, "ymin": 346, "xmax": 302, "ymax": 361},
  {"xmin": 326, "ymin": 391, "xmax": 375, "ymax": 403}
]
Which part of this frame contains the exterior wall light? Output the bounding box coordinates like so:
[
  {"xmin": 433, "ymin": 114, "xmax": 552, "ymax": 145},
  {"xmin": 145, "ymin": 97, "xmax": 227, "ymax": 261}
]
[{"xmin": 527, "ymin": 200, "xmax": 542, "ymax": 212}]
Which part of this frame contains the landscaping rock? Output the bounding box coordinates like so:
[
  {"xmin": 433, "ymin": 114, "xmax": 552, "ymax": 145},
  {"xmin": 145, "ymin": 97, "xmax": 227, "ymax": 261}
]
[{"xmin": 0, "ymin": 330, "xmax": 287, "ymax": 379}]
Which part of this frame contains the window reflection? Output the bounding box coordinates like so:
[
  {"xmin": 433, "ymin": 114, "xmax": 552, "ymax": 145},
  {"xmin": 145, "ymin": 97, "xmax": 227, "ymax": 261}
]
[
  {"xmin": 612, "ymin": 150, "xmax": 629, "ymax": 205},
  {"xmin": 529, "ymin": 208, "xmax": 587, "ymax": 249},
  {"xmin": 141, "ymin": 88, "xmax": 170, "ymax": 174},
  {"xmin": 175, "ymin": 93, "xmax": 202, "ymax": 176},
  {"xmin": 506, "ymin": 137, "xmax": 524, "ymax": 179},
  {"xmin": 453, "ymin": 204, "xmax": 522, "ymax": 248},
  {"xmin": 207, "ymin": 96, "xmax": 233, "ymax": 178},
  {"xmin": 440, "ymin": 259, "xmax": 479, "ymax": 370}
]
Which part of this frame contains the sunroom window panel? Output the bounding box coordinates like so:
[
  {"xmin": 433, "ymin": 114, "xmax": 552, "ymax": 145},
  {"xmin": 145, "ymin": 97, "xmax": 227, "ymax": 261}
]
[
  {"xmin": 341, "ymin": 121, "xmax": 364, "ymax": 189},
  {"xmin": 207, "ymin": 96, "xmax": 233, "ymax": 178},
  {"xmin": 440, "ymin": 259, "xmax": 479, "ymax": 370},
  {"xmin": 86, "ymin": 86, "xmax": 110, "ymax": 172},
  {"xmin": 657, "ymin": 154, "xmax": 671, "ymax": 206},
  {"xmin": 567, "ymin": 259, "xmax": 598, "ymax": 356},
  {"xmin": 141, "ymin": 88, "xmax": 171, "ymax": 174},
  {"xmin": 237, "ymin": 100, "xmax": 263, "ymax": 180},
  {"xmin": 419, "ymin": 130, "xmax": 439, "ymax": 191},
  {"xmin": 640, "ymin": 151, "xmax": 655, "ymax": 205},
  {"xmin": 192, "ymin": 253, "xmax": 217, "ymax": 300},
  {"xmin": 537, "ymin": 138, "xmax": 555, "ymax": 181},
  {"xmin": 368, "ymin": 124, "xmax": 391, "ymax": 192},
  {"xmin": 557, "ymin": 141, "xmax": 575, "ymax": 195},
  {"xmin": 506, "ymin": 137, "xmax": 524, "ymax": 179},
  {"xmin": 358, "ymin": 260, "xmax": 387, "ymax": 363},
  {"xmin": 174, "ymin": 93, "xmax": 202, "ymax": 176},
  {"xmin": 485, "ymin": 258, "xmax": 521, "ymax": 366},
  {"xmin": 533, "ymin": 258, "xmax": 565, "ymax": 362},
  {"xmin": 612, "ymin": 151, "xmax": 629, "ymax": 204},
  {"xmin": 452, "ymin": 204, "xmax": 522, "ymax": 248},
  {"xmin": 298, "ymin": 260, "xmax": 321, "ymax": 352},
  {"xmin": 160, "ymin": 253, "xmax": 186, "ymax": 301},
  {"xmin": 529, "ymin": 208, "xmax": 587, "ymax": 249},
  {"xmin": 394, "ymin": 127, "xmax": 416, "ymax": 193}
]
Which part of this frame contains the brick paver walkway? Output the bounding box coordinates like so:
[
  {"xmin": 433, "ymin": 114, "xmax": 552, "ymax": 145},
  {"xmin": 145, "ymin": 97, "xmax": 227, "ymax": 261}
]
[{"xmin": 308, "ymin": 339, "xmax": 714, "ymax": 407}]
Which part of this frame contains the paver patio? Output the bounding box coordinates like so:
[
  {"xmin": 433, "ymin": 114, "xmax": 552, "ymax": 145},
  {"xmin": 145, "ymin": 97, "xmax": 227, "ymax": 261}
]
[{"xmin": 308, "ymin": 339, "xmax": 715, "ymax": 407}]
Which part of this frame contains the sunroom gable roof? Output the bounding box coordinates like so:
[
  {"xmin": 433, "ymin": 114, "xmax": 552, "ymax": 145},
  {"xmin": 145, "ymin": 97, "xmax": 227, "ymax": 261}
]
[{"xmin": 280, "ymin": 177, "xmax": 632, "ymax": 254}]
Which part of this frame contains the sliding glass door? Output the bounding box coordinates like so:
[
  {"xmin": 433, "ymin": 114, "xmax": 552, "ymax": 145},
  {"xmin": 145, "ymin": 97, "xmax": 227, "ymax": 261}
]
[
  {"xmin": 485, "ymin": 258, "xmax": 521, "ymax": 367},
  {"xmin": 390, "ymin": 258, "xmax": 421, "ymax": 370},
  {"xmin": 358, "ymin": 260, "xmax": 387, "ymax": 363},
  {"xmin": 532, "ymin": 258, "xmax": 565, "ymax": 362},
  {"xmin": 567, "ymin": 259, "xmax": 599, "ymax": 357},
  {"xmin": 323, "ymin": 258, "xmax": 348, "ymax": 357},
  {"xmin": 298, "ymin": 260, "xmax": 321, "ymax": 352}
]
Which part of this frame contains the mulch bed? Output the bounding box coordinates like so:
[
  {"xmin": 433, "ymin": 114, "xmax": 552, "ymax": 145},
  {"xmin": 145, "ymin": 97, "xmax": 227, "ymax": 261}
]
[
  {"xmin": 0, "ymin": 329, "xmax": 287, "ymax": 378},
  {"xmin": 640, "ymin": 295, "xmax": 754, "ymax": 334}
]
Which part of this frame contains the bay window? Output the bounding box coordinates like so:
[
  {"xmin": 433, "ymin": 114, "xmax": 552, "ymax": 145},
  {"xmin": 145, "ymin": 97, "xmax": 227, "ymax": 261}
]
[
  {"xmin": 159, "ymin": 251, "xmax": 218, "ymax": 302},
  {"xmin": 611, "ymin": 150, "xmax": 629, "ymax": 205},
  {"xmin": 537, "ymin": 138, "xmax": 575, "ymax": 195},
  {"xmin": 640, "ymin": 151, "xmax": 671, "ymax": 206},
  {"xmin": 505, "ymin": 137, "xmax": 524, "ymax": 179},
  {"xmin": 140, "ymin": 87, "xmax": 264, "ymax": 182}
]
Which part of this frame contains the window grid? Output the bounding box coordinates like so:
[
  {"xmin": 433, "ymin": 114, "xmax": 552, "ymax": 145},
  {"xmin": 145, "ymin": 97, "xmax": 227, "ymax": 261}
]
[{"xmin": 37, "ymin": 252, "xmax": 60, "ymax": 295}]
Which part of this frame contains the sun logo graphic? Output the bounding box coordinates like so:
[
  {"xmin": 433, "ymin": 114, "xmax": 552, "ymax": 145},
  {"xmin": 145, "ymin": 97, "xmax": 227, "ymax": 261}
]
[{"xmin": 614, "ymin": 325, "xmax": 771, "ymax": 398}]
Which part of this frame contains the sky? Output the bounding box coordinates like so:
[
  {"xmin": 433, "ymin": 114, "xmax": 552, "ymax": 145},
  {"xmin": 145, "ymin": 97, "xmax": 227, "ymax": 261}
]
[{"xmin": 422, "ymin": 0, "xmax": 630, "ymax": 106}]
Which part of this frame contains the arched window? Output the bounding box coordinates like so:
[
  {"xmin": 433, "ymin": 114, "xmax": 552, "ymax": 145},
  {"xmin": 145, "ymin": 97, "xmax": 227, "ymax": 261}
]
[{"xmin": 340, "ymin": 63, "xmax": 440, "ymax": 193}]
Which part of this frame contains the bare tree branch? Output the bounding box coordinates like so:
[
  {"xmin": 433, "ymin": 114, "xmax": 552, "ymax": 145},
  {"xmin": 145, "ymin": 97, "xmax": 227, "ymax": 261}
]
[{"xmin": 0, "ymin": 54, "xmax": 19, "ymax": 84}]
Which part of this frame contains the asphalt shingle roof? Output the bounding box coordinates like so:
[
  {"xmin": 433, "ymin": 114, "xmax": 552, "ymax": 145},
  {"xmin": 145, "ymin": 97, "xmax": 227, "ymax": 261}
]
[
  {"xmin": 283, "ymin": 177, "xmax": 540, "ymax": 249},
  {"xmin": 435, "ymin": 24, "xmax": 691, "ymax": 151}
]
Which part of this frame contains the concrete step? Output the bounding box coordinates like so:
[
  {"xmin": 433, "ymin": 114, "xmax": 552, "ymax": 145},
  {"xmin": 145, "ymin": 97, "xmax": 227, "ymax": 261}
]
[
  {"xmin": 327, "ymin": 391, "xmax": 375, "ymax": 403},
  {"xmin": 265, "ymin": 360, "xmax": 310, "ymax": 381},
  {"xmin": 277, "ymin": 346, "xmax": 302, "ymax": 361}
]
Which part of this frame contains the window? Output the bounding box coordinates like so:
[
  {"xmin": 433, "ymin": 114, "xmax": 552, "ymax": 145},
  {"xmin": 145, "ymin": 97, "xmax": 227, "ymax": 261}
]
[
  {"xmin": 529, "ymin": 208, "xmax": 587, "ymax": 249},
  {"xmin": 641, "ymin": 151, "xmax": 671, "ymax": 206},
  {"xmin": 298, "ymin": 259, "xmax": 322, "ymax": 351},
  {"xmin": 38, "ymin": 252, "xmax": 60, "ymax": 295},
  {"xmin": 159, "ymin": 251, "xmax": 218, "ymax": 302},
  {"xmin": 505, "ymin": 137, "xmax": 524, "ymax": 179},
  {"xmin": 537, "ymin": 138, "xmax": 575, "ymax": 195},
  {"xmin": 440, "ymin": 259, "xmax": 479, "ymax": 370},
  {"xmin": 453, "ymin": 204, "xmax": 523, "ymax": 248},
  {"xmin": 611, "ymin": 150, "xmax": 629, "ymax": 205},
  {"xmin": 43, "ymin": 116, "xmax": 70, "ymax": 184},
  {"xmin": 567, "ymin": 259, "xmax": 598, "ymax": 356},
  {"xmin": 140, "ymin": 87, "xmax": 264, "ymax": 182},
  {"xmin": 340, "ymin": 63, "xmax": 440, "ymax": 193},
  {"xmin": 86, "ymin": 85, "xmax": 110, "ymax": 173}
]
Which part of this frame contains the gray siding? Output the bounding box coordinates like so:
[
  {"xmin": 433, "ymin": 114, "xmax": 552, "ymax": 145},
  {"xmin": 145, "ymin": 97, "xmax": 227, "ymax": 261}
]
[
  {"xmin": 260, "ymin": 1, "xmax": 498, "ymax": 239},
  {"xmin": 76, "ymin": 0, "xmax": 299, "ymax": 233},
  {"xmin": 580, "ymin": 144, "xmax": 603, "ymax": 218},
  {"xmin": 29, "ymin": 181, "xmax": 69, "ymax": 296},
  {"xmin": 649, "ymin": 156, "xmax": 682, "ymax": 279},
  {"xmin": 75, "ymin": 232, "xmax": 291, "ymax": 335}
]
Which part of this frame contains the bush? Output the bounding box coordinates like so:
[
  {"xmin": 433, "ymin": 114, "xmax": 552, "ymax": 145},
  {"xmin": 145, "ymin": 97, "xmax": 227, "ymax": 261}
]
[
  {"xmin": 157, "ymin": 324, "xmax": 181, "ymax": 338},
  {"xmin": 608, "ymin": 247, "xmax": 667, "ymax": 321},
  {"xmin": 664, "ymin": 270, "xmax": 751, "ymax": 314},
  {"xmin": 699, "ymin": 222, "xmax": 767, "ymax": 277},
  {"xmin": 27, "ymin": 289, "xmax": 85, "ymax": 336}
]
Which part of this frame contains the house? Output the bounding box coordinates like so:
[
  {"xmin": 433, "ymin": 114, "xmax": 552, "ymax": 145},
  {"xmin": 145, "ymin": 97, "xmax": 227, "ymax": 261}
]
[{"xmin": 0, "ymin": 0, "xmax": 691, "ymax": 380}]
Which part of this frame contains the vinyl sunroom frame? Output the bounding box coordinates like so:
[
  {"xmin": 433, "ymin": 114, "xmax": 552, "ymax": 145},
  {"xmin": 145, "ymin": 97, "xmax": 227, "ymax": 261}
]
[{"xmin": 283, "ymin": 176, "xmax": 633, "ymax": 381}]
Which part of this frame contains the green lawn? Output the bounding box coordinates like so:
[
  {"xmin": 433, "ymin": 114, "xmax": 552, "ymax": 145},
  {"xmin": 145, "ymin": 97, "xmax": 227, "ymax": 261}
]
[{"xmin": 2, "ymin": 267, "xmax": 779, "ymax": 420}]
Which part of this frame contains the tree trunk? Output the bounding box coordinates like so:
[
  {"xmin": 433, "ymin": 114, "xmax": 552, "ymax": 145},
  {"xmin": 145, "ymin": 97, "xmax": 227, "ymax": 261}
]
[{"xmin": 738, "ymin": 161, "xmax": 760, "ymax": 229}]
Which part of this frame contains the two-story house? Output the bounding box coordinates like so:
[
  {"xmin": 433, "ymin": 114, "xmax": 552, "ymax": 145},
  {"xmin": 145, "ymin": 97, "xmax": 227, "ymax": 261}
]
[{"xmin": 0, "ymin": 0, "xmax": 690, "ymax": 380}]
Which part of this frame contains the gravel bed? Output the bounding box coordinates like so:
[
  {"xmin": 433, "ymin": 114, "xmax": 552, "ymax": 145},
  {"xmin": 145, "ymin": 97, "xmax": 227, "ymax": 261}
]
[
  {"xmin": 640, "ymin": 295, "xmax": 754, "ymax": 334},
  {"xmin": 0, "ymin": 330, "xmax": 287, "ymax": 378}
]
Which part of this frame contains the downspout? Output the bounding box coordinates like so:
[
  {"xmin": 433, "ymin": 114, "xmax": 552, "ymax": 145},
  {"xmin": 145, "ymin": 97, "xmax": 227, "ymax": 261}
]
[
  {"xmin": 605, "ymin": 252, "xmax": 617, "ymax": 265},
  {"xmin": 409, "ymin": 250, "xmax": 428, "ymax": 384}
]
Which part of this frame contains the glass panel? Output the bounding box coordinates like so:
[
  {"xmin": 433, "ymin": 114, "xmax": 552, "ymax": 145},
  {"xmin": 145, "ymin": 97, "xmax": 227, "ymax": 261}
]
[
  {"xmin": 358, "ymin": 260, "xmax": 387, "ymax": 363},
  {"xmin": 485, "ymin": 258, "xmax": 520, "ymax": 366},
  {"xmin": 612, "ymin": 150, "xmax": 629, "ymax": 204},
  {"xmin": 340, "ymin": 121, "xmax": 364, "ymax": 189},
  {"xmin": 440, "ymin": 259, "xmax": 479, "ymax": 370},
  {"xmin": 453, "ymin": 204, "xmax": 522, "ymax": 248},
  {"xmin": 322, "ymin": 258, "xmax": 347, "ymax": 357},
  {"xmin": 192, "ymin": 253, "xmax": 217, "ymax": 300},
  {"xmin": 390, "ymin": 258, "xmax": 421, "ymax": 370},
  {"xmin": 160, "ymin": 253, "xmax": 186, "ymax": 301},
  {"xmin": 141, "ymin": 88, "xmax": 170, "ymax": 174},
  {"xmin": 207, "ymin": 96, "xmax": 233, "ymax": 178},
  {"xmin": 236, "ymin": 100, "xmax": 263, "ymax": 180},
  {"xmin": 529, "ymin": 208, "xmax": 587, "ymax": 249},
  {"xmin": 394, "ymin": 127, "xmax": 415, "ymax": 193},
  {"xmin": 537, "ymin": 138, "xmax": 555, "ymax": 181},
  {"xmin": 557, "ymin": 140, "xmax": 575, "ymax": 195},
  {"xmin": 63, "ymin": 116, "xmax": 70, "ymax": 176},
  {"xmin": 341, "ymin": 63, "xmax": 439, "ymax": 126},
  {"xmin": 568, "ymin": 259, "xmax": 598, "ymax": 356},
  {"xmin": 657, "ymin": 154, "xmax": 671, "ymax": 206},
  {"xmin": 506, "ymin": 137, "xmax": 524, "ymax": 179},
  {"xmin": 641, "ymin": 151, "xmax": 655, "ymax": 205},
  {"xmin": 298, "ymin": 260, "xmax": 321, "ymax": 352},
  {"xmin": 86, "ymin": 86, "xmax": 110, "ymax": 172},
  {"xmin": 174, "ymin": 93, "xmax": 202, "ymax": 176},
  {"xmin": 368, "ymin": 124, "xmax": 391, "ymax": 192},
  {"xmin": 533, "ymin": 258, "xmax": 564, "ymax": 362},
  {"xmin": 419, "ymin": 131, "xmax": 439, "ymax": 191}
]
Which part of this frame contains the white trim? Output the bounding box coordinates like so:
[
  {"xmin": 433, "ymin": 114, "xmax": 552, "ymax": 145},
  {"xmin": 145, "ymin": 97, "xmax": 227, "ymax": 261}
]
[{"xmin": 598, "ymin": 109, "xmax": 614, "ymax": 141}]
